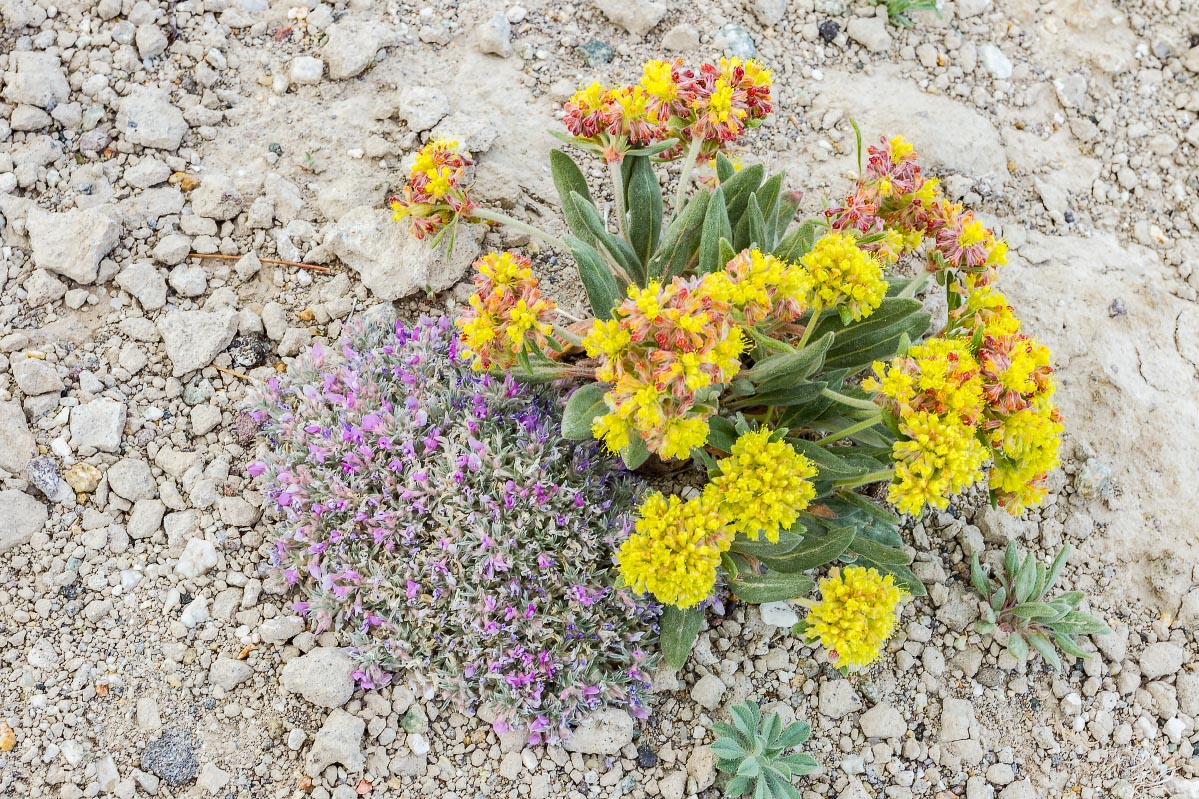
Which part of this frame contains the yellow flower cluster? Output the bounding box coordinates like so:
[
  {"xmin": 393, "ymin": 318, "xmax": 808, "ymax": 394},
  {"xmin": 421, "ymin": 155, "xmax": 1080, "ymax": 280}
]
[
  {"xmin": 618, "ymin": 427, "xmax": 821, "ymax": 607},
  {"xmin": 617, "ymin": 490, "xmax": 731, "ymax": 609},
  {"xmin": 389, "ymin": 140, "xmax": 476, "ymax": 240},
  {"xmin": 799, "ymin": 233, "xmax": 887, "ymax": 322},
  {"xmin": 950, "ymin": 279, "xmax": 1021, "ymax": 337},
  {"xmin": 582, "ymin": 275, "xmax": 744, "ymax": 460},
  {"xmin": 888, "ymin": 410, "xmax": 989, "ymax": 516},
  {"xmin": 803, "ymin": 566, "xmax": 907, "ymax": 670},
  {"xmin": 865, "ymin": 338, "xmax": 984, "ymax": 427},
  {"xmin": 456, "ymin": 252, "xmax": 556, "ymax": 371},
  {"xmin": 707, "ymin": 428, "xmax": 818, "ymax": 542},
  {"xmin": 704, "ymin": 248, "xmax": 811, "ymax": 327}
]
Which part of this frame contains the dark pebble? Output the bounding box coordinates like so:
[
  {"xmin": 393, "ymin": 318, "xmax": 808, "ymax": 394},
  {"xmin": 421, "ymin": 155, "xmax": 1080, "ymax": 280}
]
[
  {"xmin": 637, "ymin": 745, "xmax": 658, "ymax": 768},
  {"xmin": 140, "ymin": 729, "xmax": 200, "ymax": 787},
  {"xmin": 976, "ymin": 667, "xmax": 1005, "ymax": 687},
  {"xmin": 227, "ymin": 334, "xmax": 272, "ymax": 370},
  {"xmin": 819, "ymin": 21, "xmax": 840, "ymax": 44},
  {"xmin": 577, "ymin": 39, "xmax": 615, "ymax": 67}
]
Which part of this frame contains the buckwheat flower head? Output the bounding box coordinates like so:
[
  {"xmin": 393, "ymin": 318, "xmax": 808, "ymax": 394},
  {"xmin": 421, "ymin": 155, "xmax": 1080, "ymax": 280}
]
[
  {"xmin": 617, "ymin": 490, "xmax": 731, "ymax": 608},
  {"xmin": 639, "ymin": 58, "xmax": 695, "ymax": 122},
  {"xmin": 562, "ymin": 82, "xmax": 612, "ymax": 139},
  {"xmin": 950, "ymin": 280, "xmax": 1022, "ymax": 338},
  {"xmin": 865, "ymin": 337, "xmax": 984, "ymax": 427},
  {"xmin": 887, "ymin": 410, "xmax": 988, "ymax": 516},
  {"xmin": 456, "ymin": 252, "xmax": 556, "ymax": 371},
  {"xmin": 685, "ymin": 58, "xmax": 773, "ymax": 148},
  {"xmin": 977, "ymin": 333, "xmax": 1054, "ymax": 414},
  {"xmin": 705, "ymin": 248, "xmax": 812, "ymax": 326},
  {"xmin": 800, "ymin": 232, "xmax": 887, "ymax": 322},
  {"xmin": 803, "ymin": 566, "xmax": 906, "ymax": 670},
  {"xmin": 708, "ymin": 428, "xmax": 818, "ymax": 542},
  {"xmin": 389, "ymin": 139, "xmax": 475, "ymax": 240},
  {"xmin": 987, "ymin": 396, "xmax": 1063, "ymax": 513},
  {"xmin": 584, "ymin": 274, "xmax": 745, "ymax": 460}
]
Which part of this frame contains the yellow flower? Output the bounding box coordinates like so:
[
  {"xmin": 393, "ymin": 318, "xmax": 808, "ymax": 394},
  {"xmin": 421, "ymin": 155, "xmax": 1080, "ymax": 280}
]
[
  {"xmin": 455, "ymin": 251, "xmax": 556, "ymax": 371},
  {"xmin": 988, "ymin": 396, "xmax": 1063, "ymax": 513},
  {"xmin": 582, "ymin": 319, "xmax": 631, "ymax": 359},
  {"xmin": 803, "ymin": 566, "xmax": 906, "ymax": 670},
  {"xmin": 800, "ymin": 233, "xmax": 887, "ymax": 322},
  {"xmin": 592, "ymin": 412, "xmax": 633, "ymax": 454},
  {"xmin": 887, "ymin": 411, "xmax": 988, "ymax": 516},
  {"xmin": 710, "ymin": 248, "xmax": 812, "ymax": 325},
  {"xmin": 659, "ymin": 416, "xmax": 710, "ymax": 460},
  {"xmin": 952, "ymin": 281, "xmax": 1021, "ymax": 337},
  {"xmin": 617, "ymin": 491, "xmax": 731, "ymax": 608},
  {"xmin": 708, "ymin": 428, "xmax": 818, "ymax": 542},
  {"xmin": 477, "ymin": 250, "xmax": 533, "ymax": 286},
  {"xmin": 887, "ymin": 135, "xmax": 915, "ymax": 161},
  {"xmin": 865, "ymin": 337, "xmax": 984, "ymax": 427},
  {"xmin": 640, "ymin": 59, "xmax": 678, "ymax": 104}
]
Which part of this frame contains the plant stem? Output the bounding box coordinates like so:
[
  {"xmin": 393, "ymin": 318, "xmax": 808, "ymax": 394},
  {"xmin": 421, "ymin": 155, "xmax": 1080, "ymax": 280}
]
[
  {"xmin": 820, "ymin": 387, "xmax": 880, "ymax": 412},
  {"xmin": 833, "ymin": 468, "xmax": 895, "ymax": 490},
  {"xmin": 552, "ymin": 324, "xmax": 584, "ymax": 349},
  {"xmin": 795, "ymin": 302, "xmax": 823, "ymax": 350},
  {"xmin": 815, "ymin": 413, "xmax": 883, "ymax": 445},
  {"xmin": 673, "ymin": 137, "xmax": 705, "ymax": 218},
  {"xmin": 743, "ymin": 325, "xmax": 796, "ymax": 354},
  {"xmin": 472, "ymin": 208, "xmax": 570, "ymax": 252},
  {"xmin": 609, "ymin": 160, "xmax": 629, "ymax": 240},
  {"xmin": 898, "ymin": 271, "xmax": 932, "ymax": 299}
]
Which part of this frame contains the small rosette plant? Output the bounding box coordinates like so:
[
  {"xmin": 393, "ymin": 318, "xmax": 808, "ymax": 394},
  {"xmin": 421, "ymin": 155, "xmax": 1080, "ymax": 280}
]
[
  {"xmin": 394, "ymin": 59, "xmax": 1069, "ymax": 671},
  {"xmin": 248, "ymin": 317, "xmax": 658, "ymax": 741},
  {"xmin": 712, "ymin": 702, "xmax": 818, "ymax": 799}
]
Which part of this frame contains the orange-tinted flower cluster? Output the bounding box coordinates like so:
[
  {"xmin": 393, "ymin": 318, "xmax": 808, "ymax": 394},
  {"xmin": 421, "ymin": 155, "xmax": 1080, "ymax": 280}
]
[
  {"xmin": 826, "ymin": 135, "xmax": 1007, "ymax": 284},
  {"xmin": 582, "ymin": 275, "xmax": 745, "ymax": 460},
  {"xmin": 456, "ymin": 252, "xmax": 557, "ymax": 371},
  {"xmin": 389, "ymin": 140, "xmax": 476, "ymax": 240},
  {"xmin": 561, "ymin": 58, "xmax": 774, "ymax": 162}
]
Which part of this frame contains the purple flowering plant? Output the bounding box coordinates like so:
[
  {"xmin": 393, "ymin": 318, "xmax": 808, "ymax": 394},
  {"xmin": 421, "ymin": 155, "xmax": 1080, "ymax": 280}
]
[{"xmin": 248, "ymin": 316, "xmax": 659, "ymax": 740}]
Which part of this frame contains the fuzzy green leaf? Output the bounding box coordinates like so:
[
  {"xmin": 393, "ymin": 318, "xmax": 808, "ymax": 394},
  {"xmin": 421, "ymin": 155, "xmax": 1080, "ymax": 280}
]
[
  {"xmin": 975, "ymin": 620, "xmax": 996, "ymax": 635},
  {"xmin": 550, "ymin": 150, "xmax": 599, "ymax": 248},
  {"xmin": 1007, "ymin": 631, "xmax": 1030, "ymax": 662},
  {"xmin": 626, "ymin": 156, "xmax": 663, "ymax": 269},
  {"xmin": 698, "ymin": 186, "xmax": 733, "ymax": 274},
  {"xmin": 970, "ymin": 553, "xmax": 990, "ymax": 598},
  {"xmin": 561, "ymin": 383, "xmax": 608, "ymax": 441},
  {"xmin": 721, "ymin": 163, "xmax": 766, "ymax": 225},
  {"xmin": 866, "ymin": 561, "xmax": 927, "ymax": 597},
  {"xmin": 1014, "ymin": 552, "xmax": 1037, "ymax": 604},
  {"xmin": 1026, "ymin": 630, "xmax": 1063, "ymax": 671},
  {"xmin": 754, "ymin": 173, "xmax": 784, "ymax": 248},
  {"xmin": 1044, "ymin": 543, "xmax": 1071, "ymax": 596},
  {"xmin": 774, "ymin": 218, "xmax": 820, "ymax": 262},
  {"xmin": 748, "ymin": 381, "xmax": 829, "ymax": 408},
  {"xmin": 569, "ymin": 191, "xmax": 645, "ymax": 286},
  {"xmin": 730, "ymin": 527, "xmax": 806, "ymax": 558},
  {"xmin": 761, "ymin": 711, "xmax": 782, "ymax": 745},
  {"xmin": 1048, "ymin": 611, "xmax": 1111, "ymax": 637},
  {"xmin": 1003, "ymin": 540, "xmax": 1019, "ymax": 579},
  {"xmin": 711, "ymin": 739, "xmax": 747, "ymax": 760},
  {"xmin": 760, "ymin": 522, "xmax": 855, "ymax": 573},
  {"xmin": 729, "ymin": 569, "xmax": 815, "ymax": 604},
  {"xmin": 848, "ymin": 536, "xmax": 912, "ymax": 566},
  {"xmin": 648, "ymin": 190, "xmax": 709, "ymax": 280},
  {"xmin": 773, "ymin": 721, "xmax": 811, "ymax": 751},
  {"xmin": 743, "ymin": 333, "xmax": 834, "ymax": 389},
  {"xmin": 565, "ymin": 235, "xmax": 624, "ymax": 320},
  {"xmin": 1010, "ymin": 602, "xmax": 1066, "ymax": 620},
  {"xmin": 1052, "ymin": 632, "xmax": 1093, "ymax": 660},
  {"xmin": 660, "ymin": 605, "xmax": 704, "ymax": 670},
  {"xmin": 715, "ymin": 152, "xmax": 736, "ymax": 183},
  {"xmin": 707, "ymin": 415, "xmax": 739, "ymax": 453},
  {"xmin": 776, "ymin": 751, "xmax": 818, "ymax": 775}
]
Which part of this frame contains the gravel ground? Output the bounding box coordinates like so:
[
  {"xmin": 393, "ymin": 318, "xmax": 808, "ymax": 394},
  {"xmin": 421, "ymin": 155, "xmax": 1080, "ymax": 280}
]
[{"xmin": 2, "ymin": 0, "xmax": 1199, "ymax": 798}]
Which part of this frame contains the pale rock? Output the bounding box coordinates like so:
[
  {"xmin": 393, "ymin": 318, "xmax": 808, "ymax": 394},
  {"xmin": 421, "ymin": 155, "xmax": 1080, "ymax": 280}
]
[
  {"xmin": 135, "ymin": 23, "xmax": 169, "ymax": 58},
  {"xmin": 196, "ymin": 763, "xmax": 229, "ymax": 793},
  {"xmin": 323, "ymin": 20, "xmax": 397, "ymax": 79},
  {"xmin": 26, "ymin": 207, "xmax": 121, "ymax": 284},
  {"xmin": 820, "ymin": 680, "xmax": 862, "ymax": 719},
  {"xmin": 290, "ymin": 56, "xmax": 324, "ymax": 85},
  {"xmin": 499, "ymin": 751, "xmax": 522, "ymax": 780},
  {"xmin": 838, "ymin": 777, "xmax": 873, "ymax": 799},
  {"xmin": 70, "ymin": 398, "xmax": 127, "ymax": 453},
  {"xmin": 117, "ymin": 262, "xmax": 168, "ymax": 310},
  {"xmin": 278, "ymin": 327, "xmax": 313, "ymax": 358},
  {"xmin": 95, "ymin": 755, "xmax": 120, "ymax": 793},
  {"xmin": 328, "ymin": 207, "xmax": 482, "ymax": 301},
  {"xmin": 955, "ymin": 0, "xmax": 990, "ymax": 16},
  {"xmin": 126, "ymin": 158, "xmax": 172, "ymax": 189},
  {"xmin": 107, "ymin": 458, "xmax": 157, "ymax": 501},
  {"xmin": 23, "ymin": 269, "xmax": 67, "ymax": 307},
  {"xmin": 191, "ymin": 405, "xmax": 222, "ymax": 436},
  {"xmin": 0, "ymin": 490, "xmax": 47, "ymax": 553},
  {"xmin": 11, "ymin": 104, "xmax": 51, "ymax": 132},
  {"xmin": 592, "ymin": 0, "xmax": 666, "ymax": 37},
  {"xmin": 979, "ymin": 44, "xmax": 1013, "ymax": 79},
  {"xmin": 13, "ymin": 357, "xmax": 62, "ymax": 396},
  {"xmin": 1140, "ymin": 643, "xmax": 1186, "ymax": 680},
  {"xmin": 154, "ymin": 234, "xmax": 193, "ymax": 265},
  {"xmin": 690, "ymin": 674, "xmax": 726, "ymax": 711},
  {"xmin": 430, "ymin": 113, "xmax": 497, "ymax": 154},
  {"xmin": 758, "ymin": 601, "xmax": 800, "ymax": 627},
  {"xmin": 477, "ymin": 14, "xmax": 513, "ymax": 57},
  {"xmin": 262, "ymin": 302, "xmax": 287, "ymax": 341},
  {"xmin": 64, "ymin": 462, "xmax": 103, "ymax": 493},
  {"xmin": 0, "ymin": 401, "xmax": 35, "ymax": 474},
  {"xmin": 209, "ymin": 658, "xmax": 253, "ymax": 691},
  {"xmin": 180, "ymin": 596, "xmax": 210, "ymax": 628},
  {"xmin": 2, "ymin": 52, "xmax": 69, "ymax": 109},
  {"xmin": 234, "ymin": 252, "xmax": 261, "ymax": 281},
  {"xmin": 259, "ymin": 615, "xmax": 306, "ymax": 644},
  {"xmin": 563, "ymin": 708, "xmax": 635, "ymax": 754},
  {"xmin": 387, "ymin": 86, "xmax": 448, "ymax": 133},
  {"xmin": 685, "ymin": 746, "xmax": 717, "ymax": 791},
  {"xmin": 662, "ymin": 23, "xmax": 700, "ymax": 51},
  {"xmin": 860, "ymin": 702, "xmax": 906, "ymax": 739},
  {"xmin": 128, "ymin": 499, "xmax": 165, "ymax": 539},
  {"xmin": 659, "ymin": 770, "xmax": 687, "ymax": 799},
  {"xmin": 998, "ymin": 780, "xmax": 1036, "ymax": 799},
  {"xmin": 752, "ymin": 0, "xmax": 787, "ymax": 25},
  {"xmin": 117, "ymin": 88, "xmax": 188, "ymax": 150},
  {"xmin": 168, "ymin": 265, "xmax": 208, "ymax": 297},
  {"xmin": 281, "ymin": 648, "xmax": 356, "ymax": 708},
  {"xmin": 847, "ymin": 17, "xmax": 891, "ymax": 52},
  {"xmin": 191, "ymin": 174, "xmax": 243, "ymax": 220},
  {"xmin": 176, "ymin": 537, "xmax": 218, "ymax": 579},
  {"xmin": 306, "ymin": 709, "xmax": 365, "ymax": 776},
  {"xmin": 941, "ymin": 697, "xmax": 978, "ymax": 742},
  {"xmin": 157, "ymin": 308, "xmax": 239, "ymax": 376},
  {"xmin": 977, "ymin": 505, "xmax": 1032, "ymax": 544},
  {"xmin": 218, "ymin": 496, "xmax": 260, "ymax": 527}
]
